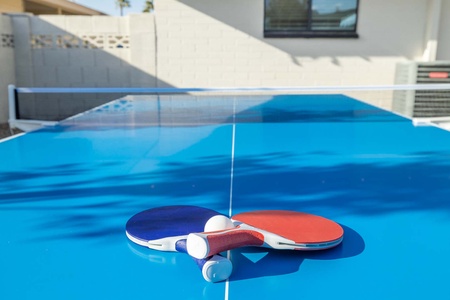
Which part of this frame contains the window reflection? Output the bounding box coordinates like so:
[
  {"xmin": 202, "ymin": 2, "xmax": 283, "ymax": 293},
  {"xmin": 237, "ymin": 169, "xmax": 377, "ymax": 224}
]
[
  {"xmin": 265, "ymin": 0, "xmax": 358, "ymax": 36},
  {"xmin": 312, "ymin": 0, "xmax": 357, "ymax": 30}
]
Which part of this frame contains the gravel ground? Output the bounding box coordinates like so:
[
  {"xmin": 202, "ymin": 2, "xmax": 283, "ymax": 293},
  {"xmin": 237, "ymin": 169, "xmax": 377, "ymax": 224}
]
[{"xmin": 0, "ymin": 123, "xmax": 22, "ymax": 140}]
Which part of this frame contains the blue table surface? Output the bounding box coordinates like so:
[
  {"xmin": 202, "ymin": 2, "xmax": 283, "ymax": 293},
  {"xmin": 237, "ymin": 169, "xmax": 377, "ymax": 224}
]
[{"xmin": 1, "ymin": 94, "xmax": 450, "ymax": 299}]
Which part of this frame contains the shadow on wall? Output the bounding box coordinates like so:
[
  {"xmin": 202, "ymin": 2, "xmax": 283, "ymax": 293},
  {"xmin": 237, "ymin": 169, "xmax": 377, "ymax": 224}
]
[
  {"xmin": 179, "ymin": 0, "xmax": 425, "ymax": 62},
  {"xmin": 13, "ymin": 14, "xmax": 172, "ymax": 121}
]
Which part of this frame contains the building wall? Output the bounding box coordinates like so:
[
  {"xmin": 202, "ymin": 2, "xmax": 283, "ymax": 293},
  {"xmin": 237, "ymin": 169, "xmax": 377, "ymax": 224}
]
[
  {"xmin": 0, "ymin": 14, "xmax": 16, "ymax": 123},
  {"xmin": 0, "ymin": 0, "xmax": 24, "ymax": 13},
  {"xmin": 3, "ymin": 0, "xmax": 450, "ymax": 123},
  {"xmin": 437, "ymin": 0, "xmax": 450, "ymax": 60},
  {"xmin": 155, "ymin": 0, "xmax": 427, "ymax": 90},
  {"xmin": 9, "ymin": 13, "xmax": 156, "ymax": 121}
]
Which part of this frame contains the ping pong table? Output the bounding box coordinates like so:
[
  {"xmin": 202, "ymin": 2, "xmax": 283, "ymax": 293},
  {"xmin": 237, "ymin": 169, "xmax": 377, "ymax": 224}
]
[{"xmin": 1, "ymin": 93, "xmax": 450, "ymax": 299}]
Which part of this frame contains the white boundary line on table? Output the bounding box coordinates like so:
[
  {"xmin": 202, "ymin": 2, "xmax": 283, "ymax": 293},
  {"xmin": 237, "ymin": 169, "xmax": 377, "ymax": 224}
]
[{"xmin": 224, "ymin": 98, "xmax": 237, "ymax": 300}]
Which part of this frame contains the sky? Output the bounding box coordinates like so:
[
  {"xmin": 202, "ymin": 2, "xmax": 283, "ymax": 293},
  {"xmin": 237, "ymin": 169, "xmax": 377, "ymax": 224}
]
[
  {"xmin": 312, "ymin": 0, "xmax": 357, "ymax": 13},
  {"xmin": 70, "ymin": 0, "xmax": 150, "ymax": 16}
]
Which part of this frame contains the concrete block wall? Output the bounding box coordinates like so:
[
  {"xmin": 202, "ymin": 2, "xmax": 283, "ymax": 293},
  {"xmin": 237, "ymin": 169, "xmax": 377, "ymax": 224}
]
[
  {"xmin": 0, "ymin": 14, "xmax": 15, "ymax": 123},
  {"xmin": 156, "ymin": 0, "xmax": 302, "ymax": 88},
  {"xmin": 154, "ymin": 0, "xmax": 433, "ymax": 110},
  {"xmin": 4, "ymin": 0, "xmax": 450, "ymax": 122},
  {"xmin": 11, "ymin": 13, "xmax": 156, "ymax": 121},
  {"xmin": 155, "ymin": 0, "xmax": 422, "ymax": 87}
]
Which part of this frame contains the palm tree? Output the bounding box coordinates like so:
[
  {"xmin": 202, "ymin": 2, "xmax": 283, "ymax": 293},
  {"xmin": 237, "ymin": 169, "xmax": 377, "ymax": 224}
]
[
  {"xmin": 116, "ymin": 0, "xmax": 131, "ymax": 16},
  {"xmin": 143, "ymin": 0, "xmax": 154, "ymax": 13}
]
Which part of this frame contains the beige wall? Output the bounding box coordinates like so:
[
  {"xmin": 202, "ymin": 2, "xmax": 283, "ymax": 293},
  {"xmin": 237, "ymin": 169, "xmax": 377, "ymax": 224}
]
[
  {"xmin": 0, "ymin": 0, "xmax": 105, "ymax": 15},
  {"xmin": 0, "ymin": 0, "xmax": 24, "ymax": 13}
]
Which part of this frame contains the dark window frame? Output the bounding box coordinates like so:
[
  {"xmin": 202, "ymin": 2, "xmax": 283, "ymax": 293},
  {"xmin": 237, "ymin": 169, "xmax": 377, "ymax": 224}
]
[{"xmin": 264, "ymin": 0, "xmax": 360, "ymax": 38}]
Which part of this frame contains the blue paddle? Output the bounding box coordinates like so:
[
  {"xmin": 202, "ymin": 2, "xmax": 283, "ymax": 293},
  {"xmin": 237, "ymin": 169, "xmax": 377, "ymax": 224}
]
[{"xmin": 125, "ymin": 205, "xmax": 233, "ymax": 282}]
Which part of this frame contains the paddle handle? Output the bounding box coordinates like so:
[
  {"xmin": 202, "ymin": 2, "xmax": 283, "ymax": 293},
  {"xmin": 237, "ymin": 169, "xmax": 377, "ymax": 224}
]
[
  {"xmin": 187, "ymin": 228, "xmax": 264, "ymax": 259},
  {"xmin": 175, "ymin": 239, "xmax": 232, "ymax": 283}
]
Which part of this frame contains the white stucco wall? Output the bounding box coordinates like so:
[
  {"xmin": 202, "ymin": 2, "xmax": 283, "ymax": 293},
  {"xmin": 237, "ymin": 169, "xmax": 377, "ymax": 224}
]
[{"xmin": 0, "ymin": 14, "xmax": 15, "ymax": 123}]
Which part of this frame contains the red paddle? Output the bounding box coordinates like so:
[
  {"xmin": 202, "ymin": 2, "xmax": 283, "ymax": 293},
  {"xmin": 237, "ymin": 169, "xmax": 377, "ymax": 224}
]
[{"xmin": 187, "ymin": 210, "xmax": 344, "ymax": 259}]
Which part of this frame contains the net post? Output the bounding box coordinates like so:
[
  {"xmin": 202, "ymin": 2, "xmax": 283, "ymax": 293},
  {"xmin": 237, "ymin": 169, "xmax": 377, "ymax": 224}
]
[{"xmin": 8, "ymin": 84, "xmax": 18, "ymax": 128}]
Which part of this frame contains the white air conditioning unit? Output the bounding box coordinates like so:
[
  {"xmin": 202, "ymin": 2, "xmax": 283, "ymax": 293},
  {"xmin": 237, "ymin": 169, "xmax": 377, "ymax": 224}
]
[{"xmin": 393, "ymin": 62, "xmax": 450, "ymax": 118}]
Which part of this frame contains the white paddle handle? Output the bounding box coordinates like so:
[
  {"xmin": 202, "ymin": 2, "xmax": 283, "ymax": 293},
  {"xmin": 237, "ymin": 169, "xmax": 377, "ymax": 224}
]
[
  {"xmin": 175, "ymin": 239, "xmax": 232, "ymax": 282},
  {"xmin": 187, "ymin": 228, "xmax": 264, "ymax": 259}
]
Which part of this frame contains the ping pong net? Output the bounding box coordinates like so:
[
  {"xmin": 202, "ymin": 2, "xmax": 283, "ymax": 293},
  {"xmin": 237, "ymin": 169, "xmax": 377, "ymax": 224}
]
[{"xmin": 8, "ymin": 84, "xmax": 450, "ymax": 132}]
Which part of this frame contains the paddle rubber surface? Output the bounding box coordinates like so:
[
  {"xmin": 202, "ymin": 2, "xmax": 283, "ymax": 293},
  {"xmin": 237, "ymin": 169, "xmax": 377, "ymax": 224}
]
[
  {"xmin": 126, "ymin": 205, "xmax": 233, "ymax": 282},
  {"xmin": 233, "ymin": 210, "xmax": 343, "ymax": 244},
  {"xmin": 187, "ymin": 210, "xmax": 344, "ymax": 259}
]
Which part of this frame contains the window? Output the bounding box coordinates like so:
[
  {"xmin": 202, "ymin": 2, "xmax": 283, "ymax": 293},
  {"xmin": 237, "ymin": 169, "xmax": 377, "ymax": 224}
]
[{"xmin": 264, "ymin": 0, "xmax": 359, "ymax": 38}]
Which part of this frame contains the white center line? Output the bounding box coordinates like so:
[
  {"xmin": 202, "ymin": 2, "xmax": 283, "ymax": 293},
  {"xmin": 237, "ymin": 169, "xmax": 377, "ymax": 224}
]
[
  {"xmin": 228, "ymin": 122, "xmax": 236, "ymax": 218},
  {"xmin": 228, "ymin": 97, "xmax": 236, "ymax": 217},
  {"xmin": 224, "ymin": 250, "xmax": 232, "ymax": 300},
  {"xmin": 225, "ymin": 98, "xmax": 237, "ymax": 300}
]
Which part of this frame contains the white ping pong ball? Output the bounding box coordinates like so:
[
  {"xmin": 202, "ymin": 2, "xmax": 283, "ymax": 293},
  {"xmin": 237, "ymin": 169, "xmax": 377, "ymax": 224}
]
[{"xmin": 204, "ymin": 215, "xmax": 234, "ymax": 232}]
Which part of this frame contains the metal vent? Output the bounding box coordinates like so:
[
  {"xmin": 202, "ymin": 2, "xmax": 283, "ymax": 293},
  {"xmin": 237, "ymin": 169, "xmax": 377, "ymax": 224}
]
[
  {"xmin": 413, "ymin": 90, "xmax": 450, "ymax": 117},
  {"xmin": 416, "ymin": 65, "xmax": 450, "ymax": 84},
  {"xmin": 393, "ymin": 62, "xmax": 450, "ymax": 118},
  {"xmin": 414, "ymin": 64, "xmax": 450, "ymax": 117}
]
